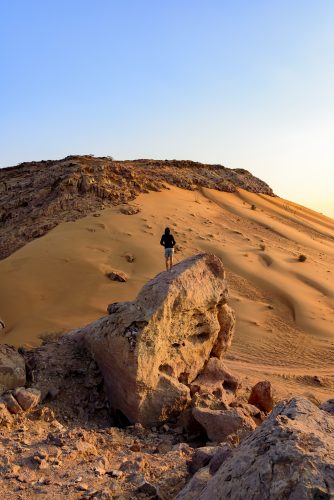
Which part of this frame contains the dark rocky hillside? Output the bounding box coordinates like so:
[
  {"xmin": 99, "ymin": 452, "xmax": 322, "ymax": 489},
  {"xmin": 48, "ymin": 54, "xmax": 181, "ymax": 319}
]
[{"xmin": 0, "ymin": 155, "xmax": 273, "ymax": 260}]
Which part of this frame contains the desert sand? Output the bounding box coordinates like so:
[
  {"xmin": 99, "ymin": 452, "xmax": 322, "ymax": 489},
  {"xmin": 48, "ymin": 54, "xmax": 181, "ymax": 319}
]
[{"xmin": 1, "ymin": 185, "xmax": 333, "ymax": 402}]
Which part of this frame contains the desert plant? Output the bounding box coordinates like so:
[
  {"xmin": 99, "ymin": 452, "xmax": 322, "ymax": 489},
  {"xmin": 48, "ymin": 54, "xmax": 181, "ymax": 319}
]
[
  {"xmin": 298, "ymin": 254, "xmax": 307, "ymax": 262},
  {"xmin": 251, "ymin": 204, "xmax": 256, "ymax": 210},
  {"xmin": 38, "ymin": 330, "xmax": 64, "ymax": 344},
  {"xmin": 259, "ymin": 244, "xmax": 266, "ymax": 251}
]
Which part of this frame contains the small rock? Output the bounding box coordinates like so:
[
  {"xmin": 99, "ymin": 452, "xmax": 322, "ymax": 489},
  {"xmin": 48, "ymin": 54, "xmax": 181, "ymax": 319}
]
[
  {"xmin": 76, "ymin": 483, "xmax": 89, "ymax": 491},
  {"xmin": 105, "ymin": 271, "xmax": 127, "ymax": 282},
  {"xmin": 125, "ymin": 253, "xmax": 135, "ymax": 263},
  {"xmin": 36, "ymin": 406, "xmax": 55, "ymax": 422},
  {"xmin": 108, "ymin": 470, "xmax": 123, "ymax": 479},
  {"xmin": 120, "ymin": 206, "xmax": 140, "ymax": 215},
  {"xmin": 137, "ymin": 481, "xmax": 158, "ymax": 497},
  {"xmin": 50, "ymin": 419, "xmax": 65, "ymax": 431},
  {"xmin": 1, "ymin": 393, "xmax": 23, "ymax": 414},
  {"xmin": 248, "ymin": 381, "xmax": 274, "ymax": 413},
  {"xmin": 192, "ymin": 406, "xmax": 256, "ymax": 442},
  {"xmin": 47, "ymin": 432, "xmax": 65, "ymax": 447},
  {"xmin": 130, "ymin": 443, "xmax": 141, "ymax": 452},
  {"xmin": 14, "ymin": 387, "xmax": 41, "ymax": 411},
  {"xmin": 188, "ymin": 446, "xmax": 221, "ymax": 474}
]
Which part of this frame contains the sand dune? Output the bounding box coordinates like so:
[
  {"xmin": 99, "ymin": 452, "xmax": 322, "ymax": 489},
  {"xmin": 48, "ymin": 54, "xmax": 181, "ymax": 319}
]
[{"xmin": 0, "ymin": 185, "xmax": 333, "ymax": 402}]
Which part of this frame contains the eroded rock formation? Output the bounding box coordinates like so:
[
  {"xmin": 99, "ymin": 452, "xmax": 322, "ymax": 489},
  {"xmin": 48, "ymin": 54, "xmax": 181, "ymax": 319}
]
[
  {"xmin": 84, "ymin": 253, "xmax": 236, "ymax": 426},
  {"xmin": 177, "ymin": 397, "xmax": 334, "ymax": 499}
]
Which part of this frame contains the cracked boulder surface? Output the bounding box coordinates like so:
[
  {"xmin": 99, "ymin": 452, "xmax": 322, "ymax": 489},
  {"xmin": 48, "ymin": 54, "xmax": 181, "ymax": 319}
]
[
  {"xmin": 83, "ymin": 253, "xmax": 236, "ymax": 426},
  {"xmin": 180, "ymin": 397, "xmax": 334, "ymax": 500}
]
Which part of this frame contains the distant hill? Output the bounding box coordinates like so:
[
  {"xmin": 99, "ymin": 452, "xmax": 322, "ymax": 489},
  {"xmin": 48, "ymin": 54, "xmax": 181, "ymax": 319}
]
[{"xmin": 0, "ymin": 155, "xmax": 273, "ymax": 260}]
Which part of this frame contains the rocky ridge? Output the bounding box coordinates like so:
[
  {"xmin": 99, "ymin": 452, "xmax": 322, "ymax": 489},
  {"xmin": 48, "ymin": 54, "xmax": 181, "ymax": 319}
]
[{"xmin": 0, "ymin": 155, "xmax": 274, "ymax": 260}]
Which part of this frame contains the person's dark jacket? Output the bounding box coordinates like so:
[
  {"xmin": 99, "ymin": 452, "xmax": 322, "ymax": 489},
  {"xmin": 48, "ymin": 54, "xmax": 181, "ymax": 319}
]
[{"xmin": 160, "ymin": 233, "xmax": 176, "ymax": 249}]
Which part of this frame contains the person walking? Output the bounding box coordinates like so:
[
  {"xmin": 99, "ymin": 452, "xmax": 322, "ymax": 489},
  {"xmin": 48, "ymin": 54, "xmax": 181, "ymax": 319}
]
[{"xmin": 160, "ymin": 227, "xmax": 176, "ymax": 271}]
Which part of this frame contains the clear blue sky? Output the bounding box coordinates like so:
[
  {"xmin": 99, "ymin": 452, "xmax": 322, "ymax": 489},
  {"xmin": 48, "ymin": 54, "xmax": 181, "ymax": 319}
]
[{"xmin": 1, "ymin": 1, "xmax": 333, "ymax": 216}]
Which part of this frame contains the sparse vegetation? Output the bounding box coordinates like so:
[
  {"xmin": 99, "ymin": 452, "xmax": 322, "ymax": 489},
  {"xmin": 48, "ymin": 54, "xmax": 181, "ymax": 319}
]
[
  {"xmin": 38, "ymin": 330, "xmax": 64, "ymax": 344},
  {"xmin": 259, "ymin": 244, "xmax": 266, "ymax": 251},
  {"xmin": 251, "ymin": 204, "xmax": 257, "ymax": 210},
  {"xmin": 298, "ymin": 254, "xmax": 307, "ymax": 262}
]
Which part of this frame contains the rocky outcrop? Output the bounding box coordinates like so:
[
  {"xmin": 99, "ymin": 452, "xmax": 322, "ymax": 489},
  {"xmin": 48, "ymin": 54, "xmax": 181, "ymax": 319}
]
[
  {"xmin": 84, "ymin": 253, "xmax": 235, "ymax": 426},
  {"xmin": 0, "ymin": 155, "xmax": 274, "ymax": 260},
  {"xmin": 178, "ymin": 397, "xmax": 334, "ymax": 499},
  {"xmin": 22, "ymin": 333, "xmax": 110, "ymax": 427},
  {"xmin": 0, "ymin": 345, "xmax": 26, "ymax": 395}
]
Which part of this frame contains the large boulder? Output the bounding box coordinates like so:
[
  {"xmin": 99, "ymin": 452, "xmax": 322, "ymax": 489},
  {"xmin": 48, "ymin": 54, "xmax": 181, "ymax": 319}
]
[
  {"xmin": 84, "ymin": 253, "xmax": 235, "ymax": 426},
  {"xmin": 177, "ymin": 397, "xmax": 334, "ymax": 499},
  {"xmin": 0, "ymin": 345, "xmax": 26, "ymax": 395}
]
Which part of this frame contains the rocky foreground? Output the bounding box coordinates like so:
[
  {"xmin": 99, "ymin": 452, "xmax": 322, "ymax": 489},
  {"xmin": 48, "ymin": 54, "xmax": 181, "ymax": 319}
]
[
  {"xmin": 0, "ymin": 254, "xmax": 333, "ymax": 499},
  {"xmin": 0, "ymin": 155, "xmax": 273, "ymax": 260}
]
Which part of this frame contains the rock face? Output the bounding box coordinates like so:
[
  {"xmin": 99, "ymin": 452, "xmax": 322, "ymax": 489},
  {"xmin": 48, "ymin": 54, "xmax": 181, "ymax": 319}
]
[
  {"xmin": 0, "ymin": 345, "xmax": 26, "ymax": 395},
  {"xmin": 180, "ymin": 397, "xmax": 334, "ymax": 500},
  {"xmin": 84, "ymin": 253, "xmax": 235, "ymax": 426}
]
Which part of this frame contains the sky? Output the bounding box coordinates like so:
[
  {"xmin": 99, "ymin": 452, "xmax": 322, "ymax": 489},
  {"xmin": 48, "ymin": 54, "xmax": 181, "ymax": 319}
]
[{"xmin": 1, "ymin": 1, "xmax": 334, "ymax": 217}]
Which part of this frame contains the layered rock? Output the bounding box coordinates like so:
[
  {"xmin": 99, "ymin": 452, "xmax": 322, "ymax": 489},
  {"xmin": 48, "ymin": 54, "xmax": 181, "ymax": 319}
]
[
  {"xmin": 177, "ymin": 397, "xmax": 334, "ymax": 499},
  {"xmin": 84, "ymin": 253, "xmax": 235, "ymax": 426}
]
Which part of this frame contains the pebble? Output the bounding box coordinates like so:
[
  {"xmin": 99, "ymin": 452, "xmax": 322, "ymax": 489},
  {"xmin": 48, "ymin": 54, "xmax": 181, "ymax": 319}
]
[{"xmin": 76, "ymin": 483, "xmax": 89, "ymax": 491}]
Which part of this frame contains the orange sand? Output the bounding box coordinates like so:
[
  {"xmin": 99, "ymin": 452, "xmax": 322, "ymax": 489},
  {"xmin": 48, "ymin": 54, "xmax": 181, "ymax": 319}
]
[{"xmin": 1, "ymin": 186, "xmax": 333, "ymax": 401}]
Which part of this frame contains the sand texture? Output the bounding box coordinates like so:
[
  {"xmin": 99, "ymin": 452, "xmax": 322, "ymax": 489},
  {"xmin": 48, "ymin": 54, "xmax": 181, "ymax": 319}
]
[{"xmin": 1, "ymin": 185, "xmax": 334, "ymax": 402}]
